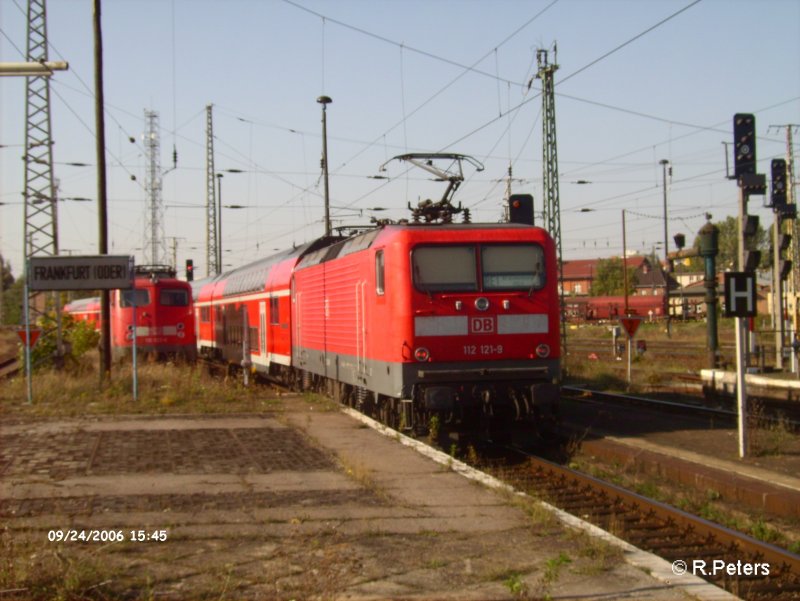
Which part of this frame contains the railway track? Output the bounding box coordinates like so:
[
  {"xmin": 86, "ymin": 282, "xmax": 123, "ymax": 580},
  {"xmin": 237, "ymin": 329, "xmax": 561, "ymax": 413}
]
[
  {"xmin": 561, "ymin": 385, "xmax": 800, "ymax": 432},
  {"xmin": 356, "ymin": 398, "xmax": 800, "ymax": 600},
  {"xmin": 492, "ymin": 451, "xmax": 800, "ymax": 600},
  {"xmin": 0, "ymin": 356, "xmax": 19, "ymax": 379}
]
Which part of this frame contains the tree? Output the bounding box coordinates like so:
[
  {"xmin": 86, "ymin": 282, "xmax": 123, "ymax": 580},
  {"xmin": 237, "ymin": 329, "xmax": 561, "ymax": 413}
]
[
  {"xmin": 1, "ymin": 256, "xmax": 18, "ymax": 325},
  {"xmin": 591, "ymin": 257, "xmax": 638, "ymax": 296},
  {"xmin": 0, "ymin": 254, "xmax": 12, "ymax": 291},
  {"xmin": 2, "ymin": 278, "xmax": 24, "ymax": 326},
  {"xmin": 689, "ymin": 215, "xmax": 768, "ymax": 271}
]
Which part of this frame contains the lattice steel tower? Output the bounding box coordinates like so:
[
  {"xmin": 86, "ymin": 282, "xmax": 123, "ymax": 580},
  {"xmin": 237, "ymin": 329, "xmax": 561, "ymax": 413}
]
[
  {"xmin": 143, "ymin": 110, "xmax": 166, "ymax": 265},
  {"xmin": 23, "ymin": 0, "xmax": 59, "ymax": 266},
  {"xmin": 536, "ymin": 48, "xmax": 562, "ymax": 282},
  {"xmin": 23, "ymin": 0, "xmax": 63, "ymax": 359},
  {"xmin": 536, "ymin": 47, "xmax": 565, "ymax": 361},
  {"xmin": 205, "ymin": 104, "xmax": 219, "ymax": 276}
]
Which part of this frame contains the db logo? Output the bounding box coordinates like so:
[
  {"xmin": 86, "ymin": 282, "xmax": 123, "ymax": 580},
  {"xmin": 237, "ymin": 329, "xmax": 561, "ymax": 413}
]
[{"xmin": 470, "ymin": 316, "xmax": 495, "ymax": 334}]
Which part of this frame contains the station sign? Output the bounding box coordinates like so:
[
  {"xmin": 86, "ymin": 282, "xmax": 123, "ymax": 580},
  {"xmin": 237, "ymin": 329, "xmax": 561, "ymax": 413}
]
[
  {"xmin": 28, "ymin": 255, "xmax": 134, "ymax": 291},
  {"xmin": 723, "ymin": 272, "xmax": 756, "ymax": 318}
]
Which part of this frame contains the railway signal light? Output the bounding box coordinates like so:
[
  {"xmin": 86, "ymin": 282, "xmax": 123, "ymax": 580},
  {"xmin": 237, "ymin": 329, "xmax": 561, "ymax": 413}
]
[
  {"xmin": 771, "ymin": 159, "xmax": 787, "ymax": 209},
  {"xmin": 742, "ymin": 214, "xmax": 761, "ymax": 273},
  {"xmin": 743, "ymin": 251, "xmax": 761, "ymax": 273},
  {"xmin": 738, "ymin": 173, "xmax": 766, "ymax": 195},
  {"xmin": 778, "ymin": 231, "xmax": 792, "ymax": 281},
  {"xmin": 778, "ymin": 232, "xmax": 792, "ymax": 252},
  {"xmin": 185, "ymin": 259, "xmax": 194, "ymax": 281},
  {"xmin": 780, "ymin": 259, "xmax": 793, "ymax": 281},
  {"xmin": 779, "ymin": 203, "xmax": 797, "ymax": 221},
  {"xmin": 743, "ymin": 214, "xmax": 759, "ymax": 237},
  {"xmin": 733, "ymin": 113, "xmax": 756, "ymax": 177},
  {"xmin": 508, "ymin": 194, "xmax": 534, "ymax": 225}
]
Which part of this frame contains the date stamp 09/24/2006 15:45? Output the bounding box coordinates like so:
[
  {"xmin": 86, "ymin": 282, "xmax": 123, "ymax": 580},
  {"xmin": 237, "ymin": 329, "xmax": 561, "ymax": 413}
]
[{"xmin": 47, "ymin": 529, "xmax": 168, "ymax": 543}]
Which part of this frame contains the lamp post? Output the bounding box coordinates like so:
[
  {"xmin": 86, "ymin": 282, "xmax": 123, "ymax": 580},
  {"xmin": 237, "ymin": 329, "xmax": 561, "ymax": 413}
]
[
  {"xmin": 216, "ymin": 173, "xmax": 223, "ymax": 273},
  {"xmin": 317, "ymin": 96, "xmax": 332, "ymax": 237},
  {"xmin": 660, "ymin": 159, "xmax": 672, "ymax": 336}
]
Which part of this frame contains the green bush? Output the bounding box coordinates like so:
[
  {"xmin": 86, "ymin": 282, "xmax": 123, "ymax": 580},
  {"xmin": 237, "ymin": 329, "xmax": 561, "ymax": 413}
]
[{"xmin": 19, "ymin": 311, "xmax": 99, "ymax": 371}]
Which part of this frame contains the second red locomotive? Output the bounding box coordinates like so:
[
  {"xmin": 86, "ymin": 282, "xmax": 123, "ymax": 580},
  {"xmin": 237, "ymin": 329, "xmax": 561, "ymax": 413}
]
[{"xmin": 110, "ymin": 265, "xmax": 196, "ymax": 361}]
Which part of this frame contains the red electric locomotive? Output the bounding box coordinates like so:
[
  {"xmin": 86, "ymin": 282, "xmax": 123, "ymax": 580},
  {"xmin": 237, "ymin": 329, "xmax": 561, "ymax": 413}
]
[
  {"xmin": 194, "ymin": 218, "xmax": 560, "ymax": 430},
  {"xmin": 293, "ymin": 221, "xmax": 561, "ymax": 429},
  {"xmin": 194, "ymin": 154, "xmax": 560, "ymax": 431},
  {"xmin": 110, "ymin": 265, "xmax": 196, "ymax": 361}
]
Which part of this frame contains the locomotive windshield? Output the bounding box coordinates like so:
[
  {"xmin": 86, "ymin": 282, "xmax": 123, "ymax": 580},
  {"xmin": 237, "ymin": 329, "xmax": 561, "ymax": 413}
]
[
  {"xmin": 412, "ymin": 243, "xmax": 544, "ymax": 292},
  {"xmin": 159, "ymin": 289, "xmax": 190, "ymax": 306},
  {"xmin": 482, "ymin": 244, "xmax": 544, "ymax": 291},
  {"xmin": 120, "ymin": 289, "xmax": 150, "ymax": 308}
]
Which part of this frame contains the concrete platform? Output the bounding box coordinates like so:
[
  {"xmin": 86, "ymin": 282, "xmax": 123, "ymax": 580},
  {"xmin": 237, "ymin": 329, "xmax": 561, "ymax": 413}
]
[
  {"xmin": 0, "ymin": 398, "xmax": 731, "ymax": 600},
  {"xmin": 561, "ymin": 397, "xmax": 800, "ymax": 520},
  {"xmin": 701, "ymin": 368, "xmax": 800, "ymax": 400}
]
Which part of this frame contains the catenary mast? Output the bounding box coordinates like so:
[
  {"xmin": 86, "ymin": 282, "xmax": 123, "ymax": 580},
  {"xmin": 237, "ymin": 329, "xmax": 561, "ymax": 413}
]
[
  {"xmin": 143, "ymin": 110, "xmax": 166, "ymax": 266},
  {"xmin": 23, "ymin": 0, "xmax": 63, "ymax": 359},
  {"xmin": 536, "ymin": 47, "xmax": 565, "ymax": 362},
  {"xmin": 205, "ymin": 105, "xmax": 219, "ymax": 276}
]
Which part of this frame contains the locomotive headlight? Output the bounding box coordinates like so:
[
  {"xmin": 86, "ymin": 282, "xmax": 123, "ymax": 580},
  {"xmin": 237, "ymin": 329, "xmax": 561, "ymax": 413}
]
[
  {"xmin": 414, "ymin": 347, "xmax": 430, "ymax": 362},
  {"xmin": 535, "ymin": 343, "xmax": 551, "ymax": 358},
  {"xmin": 475, "ymin": 297, "xmax": 490, "ymax": 311}
]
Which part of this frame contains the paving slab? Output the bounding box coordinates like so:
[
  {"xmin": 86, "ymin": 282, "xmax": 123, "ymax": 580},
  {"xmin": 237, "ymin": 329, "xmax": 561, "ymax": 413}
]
[{"xmin": 0, "ymin": 398, "xmax": 727, "ymax": 600}]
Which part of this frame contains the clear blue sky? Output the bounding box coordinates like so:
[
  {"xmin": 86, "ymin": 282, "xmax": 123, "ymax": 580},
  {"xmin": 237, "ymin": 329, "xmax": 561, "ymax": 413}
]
[{"xmin": 1, "ymin": 0, "xmax": 799, "ymax": 280}]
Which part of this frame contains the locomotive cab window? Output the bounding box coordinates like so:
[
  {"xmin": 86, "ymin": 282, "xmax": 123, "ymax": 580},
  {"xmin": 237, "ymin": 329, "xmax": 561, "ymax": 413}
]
[
  {"xmin": 412, "ymin": 245, "xmax": 477, "ymax": 292},
  {"xmin": 482, "ymin": 244, "xmax": 545, "ymax": 291},
  {"xmin": 120, "ymin": 289, "xmax": 149, "ymax": 308},
  {"xmin": 375, "ymin": 250, "xmax": 385, "ymax": 295},
  {"xmin": 159, "ymin": 289, "xmax": 189, "ymax": 306}
]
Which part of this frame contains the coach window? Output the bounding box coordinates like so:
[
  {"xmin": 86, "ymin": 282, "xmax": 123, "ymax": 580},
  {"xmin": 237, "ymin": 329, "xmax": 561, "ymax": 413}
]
[
  {"xmin": 412, "ymin": 245, "xmax": 477, "ymax": 292},
  {"xmin": 270, "ymin": 297, "xmax": 280, "ymax": 324},
  {"xmin": 120, "ymin": 289, "xmax": 149, "ymax": 308},
  {"xmin": 481, "ymin": 244, "xmax": 545, "ymax": 291},
  {"xmin": 159, "ymin": 289, "xmax": 189, "ymax": 306},
  {"xmin": 375, "ymin": 250, "xmax": 385, "ymax": 295}
]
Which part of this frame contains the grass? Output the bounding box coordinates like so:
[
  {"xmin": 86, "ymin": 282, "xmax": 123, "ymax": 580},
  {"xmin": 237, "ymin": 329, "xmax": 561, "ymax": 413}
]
[
  {"xmin": 0, "ymin": 326, "xmax": 18, "ymax": 360},
  {"xmin": 748, "ymin": 400, "xmax": 796, "ymax": 457},
  {"xmin": 0, "ymin": 530, "xmax": 113, "ymax": 601},
  {"xmin": 565, "ymin": 321, "xmax": 708, "ymax": 391},
  {"xmin": 570, "ymin": 456, "xmax": 800, "ymax": 553},
  {"xmin": 0, "ymin": 358, "xmax": 284, "ymax": 418}
]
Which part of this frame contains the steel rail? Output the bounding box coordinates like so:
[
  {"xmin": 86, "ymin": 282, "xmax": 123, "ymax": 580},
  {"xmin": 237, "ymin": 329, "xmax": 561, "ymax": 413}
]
[
  {"xmin": 561, "ymin": 385, "xmax": 800, "ymax": 431},
  {"xmin": 519, "ymin": 452, "xmax": 800, "ymax": 599}
]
